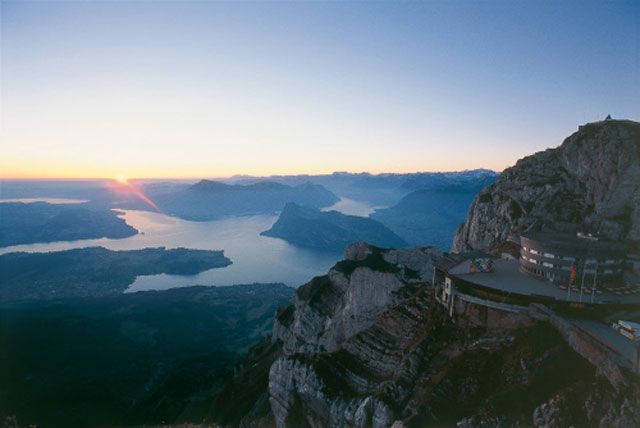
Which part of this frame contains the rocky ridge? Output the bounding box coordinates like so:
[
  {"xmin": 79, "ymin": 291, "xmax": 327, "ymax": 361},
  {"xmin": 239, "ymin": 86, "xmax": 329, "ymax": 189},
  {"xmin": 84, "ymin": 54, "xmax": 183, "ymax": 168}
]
[
  {"xmin": 452, "ymin": 119, "xmax": 640, "ymax": 253},
  {"xmin": 209, "ymin": 243, "xmax": 640, "ymax": 428},
  {"xmin": 271, "ymin": 242, "xmax": 441, "ymax": 356},
  {"xmin": 206, "ymin": 119, "xmax": 640, "ymax": 427}
]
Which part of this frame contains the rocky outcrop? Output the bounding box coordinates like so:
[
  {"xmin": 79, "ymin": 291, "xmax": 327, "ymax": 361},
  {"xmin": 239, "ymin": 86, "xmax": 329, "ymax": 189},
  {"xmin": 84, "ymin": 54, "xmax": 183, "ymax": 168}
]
[
  {"xmin": 266, "ymin": 284, "xmax": 639, "ymax": 427},
  {"xmin": 531, "ymin": 380, "xmax": 640, "ymax": 428},
  {"xmin": 527, "ymin": 304, "xmax": 628, "ymax": 387},
  {"xmin": 271, "ymin": 243, "xmax": 442, "ymax": 355},
  {"xmin": 208, "ymin": 120, "xmax": 640, "ymax": 428},
  {"xmin": 452, "ymin": 119, "xmax": 640, "ymax": 253},
  {"xmin": 268, "ymin": 278, "xmax": 440, "ymax": 428},
  {"xmin": 209, "ymin": 243, "xmax": 640, "ymax": 428}
]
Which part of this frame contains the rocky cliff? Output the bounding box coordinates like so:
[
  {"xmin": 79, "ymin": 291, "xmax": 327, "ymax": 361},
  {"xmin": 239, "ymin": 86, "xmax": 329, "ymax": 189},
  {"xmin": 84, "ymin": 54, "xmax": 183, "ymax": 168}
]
[
  {"xmin": 205, "ymin": 120, "xmax": 640, "ymax": 427},
  {"xmin": 452, "ymin": 118, "xmax": 640, "ymax": 253},
  {"xmin": 208, "ymin": 243, "xmax": 640, "ymax": 428}
]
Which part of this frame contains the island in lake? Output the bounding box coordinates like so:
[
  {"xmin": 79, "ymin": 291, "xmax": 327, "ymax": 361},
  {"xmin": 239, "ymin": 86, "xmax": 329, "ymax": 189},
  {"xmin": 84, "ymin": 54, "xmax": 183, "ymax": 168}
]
[
  {"xmin": 261, "ymin": 203, "xmax": 407, "ymax": 253},
  {"xmin": 0, "ymin": 246, "xmax": 232, "ymax": 301},
  {"xmin": 0, "ymin": 202, "xmax": 138, "ymax": 247}
]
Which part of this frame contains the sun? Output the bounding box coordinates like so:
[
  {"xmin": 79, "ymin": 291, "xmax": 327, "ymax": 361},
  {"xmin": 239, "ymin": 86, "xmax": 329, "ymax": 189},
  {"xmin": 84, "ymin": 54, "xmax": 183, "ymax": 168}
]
[{"xmin": 115, "ymin": 174, "xmax": 129, "ymax": 184}]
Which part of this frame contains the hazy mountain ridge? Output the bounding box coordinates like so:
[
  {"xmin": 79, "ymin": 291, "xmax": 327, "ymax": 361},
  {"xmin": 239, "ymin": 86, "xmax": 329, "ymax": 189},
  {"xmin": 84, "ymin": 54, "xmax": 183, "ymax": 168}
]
[
  {"xmin": 399, "ymin": 169, "xmax": 498, "ymax": 192},
  {"xmin": 152, "ymin": 180, "xmax": 339, "ymax": 221},
  {"xmin": 371, "ymin": 179, "xmax": 497, "ymax": 250},
  {"xmin": 452, "ymin": 119, "xmax": 640, "ymax": 253},
  {"xmin": 227, "ymin": 169, "xmax": 499, "ymax": 207},
  {"xmin": 261, "ymin": 203, "xmax": 407, "ymax": 252},
  {"xmin": 0, "ymin": 170, "xmax": 499, "ymax": 217}
]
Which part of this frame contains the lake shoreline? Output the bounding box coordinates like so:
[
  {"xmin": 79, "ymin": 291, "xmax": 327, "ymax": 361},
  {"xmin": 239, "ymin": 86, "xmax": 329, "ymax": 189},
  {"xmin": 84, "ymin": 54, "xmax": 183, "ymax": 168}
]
[{"xmin": 0, "ymin": 200, "xmax": 371, "ymax": 289}]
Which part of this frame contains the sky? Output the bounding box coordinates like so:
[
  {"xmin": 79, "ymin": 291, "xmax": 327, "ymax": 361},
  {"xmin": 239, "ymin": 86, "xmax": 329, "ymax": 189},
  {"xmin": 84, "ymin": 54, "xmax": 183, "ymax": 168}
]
[{"xmin": 1, "ymin": 0, "xmax": 638, "ymax": 179}]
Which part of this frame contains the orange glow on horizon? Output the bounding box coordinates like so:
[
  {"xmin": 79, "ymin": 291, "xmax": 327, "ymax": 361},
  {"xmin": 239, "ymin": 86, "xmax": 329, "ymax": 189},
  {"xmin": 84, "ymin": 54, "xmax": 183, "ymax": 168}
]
[
  {"xmin": 0, "ymin": 163, "xmax": 506, "ymax": 181},
  {"xmin": 0, "ymin": 147, "xmax": 508, "ymax": 181},
  {"xmin": 110, "ymin": 178, "xmax": 162, "ymax": 212},
  {"xmin": 115, "ymin": 174, "xmax": 129, "ymax": 184}
]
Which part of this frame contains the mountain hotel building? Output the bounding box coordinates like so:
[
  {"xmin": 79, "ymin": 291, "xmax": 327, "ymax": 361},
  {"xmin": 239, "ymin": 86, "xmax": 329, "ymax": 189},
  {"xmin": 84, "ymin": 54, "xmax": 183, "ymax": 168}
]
[{"xmin": 519, "ymin": 232, "xmax": 626, "ymax": 286}]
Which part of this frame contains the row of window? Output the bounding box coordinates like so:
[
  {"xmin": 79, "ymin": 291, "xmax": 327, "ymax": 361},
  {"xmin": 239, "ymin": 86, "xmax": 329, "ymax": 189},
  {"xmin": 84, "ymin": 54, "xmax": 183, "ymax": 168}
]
[
  {"xmin": 522, "ymin": 246, "xmax": 622, "ymax": 265},
  {"xmin": 521, "ymin": 257, "xmax": 621, "ymax": 276},
  {"xmin": 522, "ymin": 256, "xmax": 566, "ymax": 270},
  {"xmin": 523, "ymin": 246, "xmax": 577, "ymax": 262},
  {"xmin": 521, "ymin": 264, "xmax": 551, "ymax": 279}
]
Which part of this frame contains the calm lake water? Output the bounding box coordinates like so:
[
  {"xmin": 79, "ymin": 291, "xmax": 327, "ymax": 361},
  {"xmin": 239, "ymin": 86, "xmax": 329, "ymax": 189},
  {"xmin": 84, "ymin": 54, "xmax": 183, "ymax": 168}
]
[
  {"xmin": 0, "ymin": 198, "xmax": 376, "ymax": 291},
  {"xmin": 321, "ymin": 198, "xmax": 380, "ymax": 217}
]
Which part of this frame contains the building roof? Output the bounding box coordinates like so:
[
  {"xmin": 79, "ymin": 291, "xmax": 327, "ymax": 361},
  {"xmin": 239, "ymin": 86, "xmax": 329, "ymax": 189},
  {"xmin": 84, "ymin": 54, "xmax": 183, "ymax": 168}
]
[
  {"xmin": 436, "ymin": 251, "xmax": 495, "ymax": 272},
  {"xmin": 451, "ymin": 259, "xmax": 640, "ymax": 305}
]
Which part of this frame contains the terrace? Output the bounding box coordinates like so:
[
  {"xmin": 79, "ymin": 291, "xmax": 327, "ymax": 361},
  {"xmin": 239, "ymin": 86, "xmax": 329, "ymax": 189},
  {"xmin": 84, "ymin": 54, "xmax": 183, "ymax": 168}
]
[{"xmin": 452, "ymin": 259, "xmax": 640, "ymax": 306}]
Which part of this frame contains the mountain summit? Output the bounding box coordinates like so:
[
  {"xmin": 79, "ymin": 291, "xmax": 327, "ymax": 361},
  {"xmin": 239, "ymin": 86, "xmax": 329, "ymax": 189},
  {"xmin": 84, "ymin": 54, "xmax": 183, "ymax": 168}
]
[
  {"xmin": 204, "ymin": 120, "xmax": 640, "ymax": 428},
  {"xmin": 452, "ymin": 119, "xmax": 640, "ymax": 253}
]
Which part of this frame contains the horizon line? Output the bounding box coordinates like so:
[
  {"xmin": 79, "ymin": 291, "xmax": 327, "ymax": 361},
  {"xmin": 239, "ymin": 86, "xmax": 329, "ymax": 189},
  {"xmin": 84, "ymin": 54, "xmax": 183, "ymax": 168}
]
[{"xmin": 0, "ymin": 168, "xmax": 502, "ymax": 182}]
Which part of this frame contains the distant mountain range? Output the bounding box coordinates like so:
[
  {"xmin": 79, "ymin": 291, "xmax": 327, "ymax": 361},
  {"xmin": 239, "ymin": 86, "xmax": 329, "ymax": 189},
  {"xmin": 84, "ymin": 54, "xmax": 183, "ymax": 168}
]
[
  {"xmin": 0, "ymin": 170, "xmax": 500, "ymax": 221},
  {"xmin": 226, "ymin": 169, "xmax": 499, "ymax": 206},
  {"xmin": 151, "ymin": 180, "xmax": 339, "ymax": 221},
  {"xmin": 371, "ymin": 181, "xmax": 497, "ymax": 250},
  {"xmin": 261, "ymin": 203, "xmax": 407, "ymax": 253}
]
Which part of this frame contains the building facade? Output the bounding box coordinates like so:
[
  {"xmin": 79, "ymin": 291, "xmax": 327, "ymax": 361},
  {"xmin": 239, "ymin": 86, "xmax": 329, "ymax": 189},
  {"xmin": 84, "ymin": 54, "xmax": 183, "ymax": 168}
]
[
  {"xmin": 519, "ymin": 232, "xmax": 626, "ymax": 286},
  {"xmin": 433, "ymin": 252, "xmax": 496, "ymax": 316}
]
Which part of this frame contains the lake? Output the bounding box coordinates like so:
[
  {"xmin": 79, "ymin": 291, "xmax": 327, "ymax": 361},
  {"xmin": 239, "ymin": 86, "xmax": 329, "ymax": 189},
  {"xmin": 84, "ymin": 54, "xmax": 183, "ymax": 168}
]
[
  {"xmin": 321, "ymin": 197, "xmax": 380, "ymax": 217},
  {"xmin": 0, "ymin": 198, "xmax": 376, "ymax": 291}
]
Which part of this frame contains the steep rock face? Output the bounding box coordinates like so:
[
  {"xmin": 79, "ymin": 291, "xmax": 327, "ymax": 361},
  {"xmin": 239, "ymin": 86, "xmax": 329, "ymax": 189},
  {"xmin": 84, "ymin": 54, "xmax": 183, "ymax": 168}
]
[
  {"xmin": 268, "ymin": 283, "xmax": 438, "ymax": 428},
  {"xmin": 272, "ymin": 244, "xmax": 442, "ymax": 355},
  {"xmin": 452, "ymin": 119, "xmax": 640, "ymax": 253},
  {"xmin": 531, "ymin": 380, "xmax": 640, "ymax": 428},
  {"xmin": 210, "ymin": 243, "xmax": 640, "ymax": 428},
  {"xmin": 266, "ymin": 282, "xmax": 632, "ymax": 428}
]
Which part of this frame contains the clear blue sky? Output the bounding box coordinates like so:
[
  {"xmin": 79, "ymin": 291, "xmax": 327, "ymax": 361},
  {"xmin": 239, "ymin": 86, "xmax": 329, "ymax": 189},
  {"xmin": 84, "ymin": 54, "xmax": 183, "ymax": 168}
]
[{"xmin": 1, "ymin": 0, "xmax": 638, "ymax": 178}]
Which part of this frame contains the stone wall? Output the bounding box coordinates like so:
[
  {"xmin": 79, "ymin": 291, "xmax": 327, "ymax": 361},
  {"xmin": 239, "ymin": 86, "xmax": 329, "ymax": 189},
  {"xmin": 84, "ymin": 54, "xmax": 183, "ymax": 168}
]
[
  {"xmin": 528, "ymin": 304, "xmax": 629, "ymax": 387},
  {"xmin": 450, "ymin": 293, "xmax": 630, "ymax": 387},
  {"xmin": 452, "ymin": 293, "xmax": 534, "ymax": 333}
]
